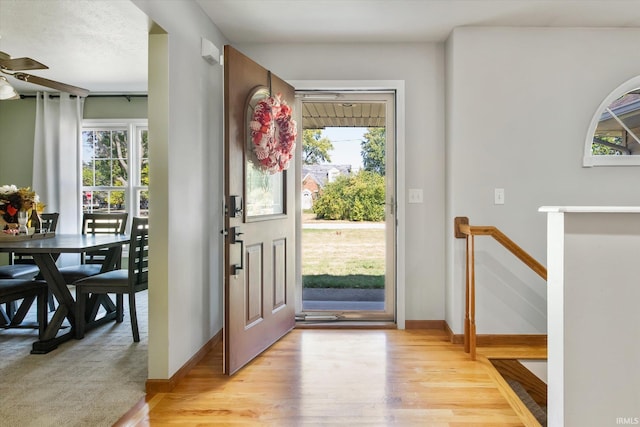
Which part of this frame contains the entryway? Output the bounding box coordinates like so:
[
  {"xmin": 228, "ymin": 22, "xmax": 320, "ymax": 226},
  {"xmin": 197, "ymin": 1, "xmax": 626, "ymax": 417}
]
[{"xmin": 296, "ymin": 91, "xmax": 396, "ymax": 323}]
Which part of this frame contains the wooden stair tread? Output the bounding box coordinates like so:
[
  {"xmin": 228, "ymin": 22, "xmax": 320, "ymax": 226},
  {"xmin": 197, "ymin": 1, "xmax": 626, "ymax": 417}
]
[{"xmin": 477, "ymin": 344, "xmax": 547, "ymax": 359}]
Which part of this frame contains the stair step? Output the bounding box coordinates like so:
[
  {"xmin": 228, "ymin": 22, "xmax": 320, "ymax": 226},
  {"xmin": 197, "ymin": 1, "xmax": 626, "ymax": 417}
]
[{"xmin": 507, "ymin": 378, "xmax": 547, "ymax": 426}]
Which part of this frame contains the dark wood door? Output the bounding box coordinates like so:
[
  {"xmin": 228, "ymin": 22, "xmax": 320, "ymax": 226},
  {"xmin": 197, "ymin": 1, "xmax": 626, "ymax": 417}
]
[{"xmin": 223, "ymin": 46, "xmax": 296, "ymax": 375}]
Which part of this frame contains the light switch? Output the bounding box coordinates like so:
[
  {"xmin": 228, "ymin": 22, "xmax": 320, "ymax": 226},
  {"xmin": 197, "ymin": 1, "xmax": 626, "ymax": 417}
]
[
  {"xmin": 494, "ymin": 188, "xmax": 505, "ymax": 205},
  {"xmin": 408, "ymin": 189, "xmax": 423, "ymax": 204}
]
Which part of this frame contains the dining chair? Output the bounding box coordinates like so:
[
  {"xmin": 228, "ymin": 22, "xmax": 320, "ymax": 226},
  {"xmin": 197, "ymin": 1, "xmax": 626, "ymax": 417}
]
[
  {"xmin": 0, "ymin": 213, "xmax": 60, "ymax": 317},
  {"xmin": 74, "ymin": 216, "xmax": 148, "ymax": 342},
  {"xmin": 0, "ymin": 279, "xmax": 49, "ymax": 340},
  {"xmin": 58, "ymin": 212, "xmax": 128, "ymax": 284}
]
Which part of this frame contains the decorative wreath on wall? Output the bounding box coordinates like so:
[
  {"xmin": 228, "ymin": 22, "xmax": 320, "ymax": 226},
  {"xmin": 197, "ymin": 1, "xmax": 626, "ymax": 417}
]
[{"xmin": 249, "ymin": 93, "xmax": 297, "ymax": 174}]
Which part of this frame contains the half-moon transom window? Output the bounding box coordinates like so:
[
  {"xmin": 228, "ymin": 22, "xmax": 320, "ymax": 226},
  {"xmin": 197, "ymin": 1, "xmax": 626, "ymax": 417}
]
[{"xmin": 584, "ymin": 76, "xmax": 640, "ymax": 166}]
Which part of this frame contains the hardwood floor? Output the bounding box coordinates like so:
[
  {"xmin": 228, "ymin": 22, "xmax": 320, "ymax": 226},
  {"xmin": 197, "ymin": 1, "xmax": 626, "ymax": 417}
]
[{"xmin": 118, "ymin": 329, "xmax": 535, "ymax": 426}]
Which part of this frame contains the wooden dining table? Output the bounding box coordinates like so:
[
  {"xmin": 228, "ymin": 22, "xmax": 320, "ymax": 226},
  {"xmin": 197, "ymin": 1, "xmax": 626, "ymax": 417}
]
[{"xmin": 0, "ymin": 233, "xmax": 131, "ymax": 353}]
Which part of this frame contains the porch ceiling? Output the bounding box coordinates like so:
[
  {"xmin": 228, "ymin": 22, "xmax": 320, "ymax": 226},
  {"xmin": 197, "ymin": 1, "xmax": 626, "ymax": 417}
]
[{"xmin": 302, "ymin": 102, "xmax": 385, "ymax": 129}]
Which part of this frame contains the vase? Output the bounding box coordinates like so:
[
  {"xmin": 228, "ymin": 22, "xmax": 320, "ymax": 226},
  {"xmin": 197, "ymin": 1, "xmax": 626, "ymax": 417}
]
[{"xmin": 17, "ymin": 210, "xmax": 28, "ymax": 234}]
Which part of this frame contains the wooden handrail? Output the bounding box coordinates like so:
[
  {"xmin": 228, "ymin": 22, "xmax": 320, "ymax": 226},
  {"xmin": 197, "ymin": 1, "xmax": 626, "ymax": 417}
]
[
  {"xmin": 454, "ymin": 216, "xmax": 547, "ymax": 360},
  {"xmin": 457, "ymin": 223, "xmax": 547, "ymax": 281}
]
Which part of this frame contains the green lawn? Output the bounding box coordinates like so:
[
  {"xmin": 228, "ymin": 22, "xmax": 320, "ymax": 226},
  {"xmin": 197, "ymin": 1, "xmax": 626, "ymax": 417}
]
[{"xmin": 302, "ymin": 228, "xmax": 385, "ymax": 289}]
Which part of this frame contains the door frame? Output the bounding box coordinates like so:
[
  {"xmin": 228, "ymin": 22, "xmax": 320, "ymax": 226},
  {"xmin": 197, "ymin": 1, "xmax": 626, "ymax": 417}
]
[{"xmin": 290, "ymin": 80, "xmax": 406, "ymax": 329}]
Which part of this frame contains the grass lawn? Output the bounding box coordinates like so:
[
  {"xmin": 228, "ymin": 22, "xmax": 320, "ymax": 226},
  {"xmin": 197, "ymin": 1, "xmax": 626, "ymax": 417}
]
[{"xmin": 302, "ymin": 228, "xmax": 384, "ymax": 289}]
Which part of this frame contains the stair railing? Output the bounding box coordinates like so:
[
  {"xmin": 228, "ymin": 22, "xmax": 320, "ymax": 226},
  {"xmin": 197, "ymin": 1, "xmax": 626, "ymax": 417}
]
[{"xmin": 454, "ymin": 217, "xmax": 547, "ymax": 360}]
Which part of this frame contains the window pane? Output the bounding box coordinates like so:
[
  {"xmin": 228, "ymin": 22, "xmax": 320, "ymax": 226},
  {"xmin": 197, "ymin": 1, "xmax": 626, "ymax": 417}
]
[
  {"xmin": 141, "ymin": 129, "xmax": 149, "ymax": 158},
  {"xmin": 109, "ymin": 190, "xmax": 126, "ymax": 212},
  {"xmin": 94, "ymin": 131, "xmax": 111, "ymax": 158},
  {"xmin": 111, "ymin": 130, "xmax": 128, "ymax": 159},
  {"xmin": 82, "ymin": 161, "xmax": 95, "ymax": 186},
  {"xmin": 83, "ymin": 191, "xmax": 97, "ymax": 212},
  {"xmin": 139, "ymin": 190, "xmax": 149, "ymax": 217},
  {"xmin": 94, "ymin": 160, "xmax": 111, "ymax": 186},
  {"xmin": 140, "ymin": 129, "xmax": 149, "ymax": 186},
  {"xmin": 112, "ymin": 158, "xmax": 128, "ymax": 186}
]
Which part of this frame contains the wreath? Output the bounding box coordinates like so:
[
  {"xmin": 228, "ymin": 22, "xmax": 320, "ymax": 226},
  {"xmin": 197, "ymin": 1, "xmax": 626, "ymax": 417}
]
[{"xmin": 249, "ymin": 93, "xmax": 297, "ymax": 174}]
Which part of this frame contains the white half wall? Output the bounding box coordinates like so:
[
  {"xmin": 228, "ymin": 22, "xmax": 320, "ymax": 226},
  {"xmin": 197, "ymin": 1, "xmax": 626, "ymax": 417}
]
[
  {"xmin": 235, "ymin": 43, "xmax": 446, "ymax": 322},
  {"xmin": 446, "ymin": 27, "xmax": 640, "ymax": 334}
]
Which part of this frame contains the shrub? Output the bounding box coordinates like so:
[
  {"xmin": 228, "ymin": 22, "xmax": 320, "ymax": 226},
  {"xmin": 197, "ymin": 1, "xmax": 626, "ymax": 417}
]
[{"xmin": 313, "ymin": 170, "xmax": 385, "ymax": 221}]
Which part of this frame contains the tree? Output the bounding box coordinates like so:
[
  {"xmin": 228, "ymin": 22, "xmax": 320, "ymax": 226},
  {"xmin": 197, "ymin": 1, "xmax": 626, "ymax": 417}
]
[
  {"xmin": 361, "ymin": 127, "xmax": 386, "ymax": 175},
  {"xmin": 303, "ymin": 129, "xmax": 333, "ymax": 165}
]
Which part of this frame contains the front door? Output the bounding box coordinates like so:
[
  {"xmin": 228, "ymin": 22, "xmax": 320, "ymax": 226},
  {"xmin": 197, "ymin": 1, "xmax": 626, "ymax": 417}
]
[{"xmin": 223, "ymin": 46, "xmax": 297, "ymax": 375}]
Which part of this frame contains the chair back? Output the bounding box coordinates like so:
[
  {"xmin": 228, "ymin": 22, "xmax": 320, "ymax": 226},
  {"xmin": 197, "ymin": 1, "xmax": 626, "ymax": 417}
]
[
  {"xmin": 41, "ymin": 213, "xmax": 60, "ymax": 234},
  {"xmin": 12, "ymin": 213, "xmax": 60, "ymax": 265},
  {"xmin": 82, "ymin": 213, "xmax": 128, "ymax": 265},
  {"xmin": 128, "ymin": 217, "xmax": 149, "ymax": 292}
]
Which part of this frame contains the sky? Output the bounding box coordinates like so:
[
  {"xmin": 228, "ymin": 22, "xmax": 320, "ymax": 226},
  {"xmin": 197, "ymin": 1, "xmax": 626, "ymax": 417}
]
[{"xmin": 321, "ymin": 127, "xmax": 367, "ymax": 170}]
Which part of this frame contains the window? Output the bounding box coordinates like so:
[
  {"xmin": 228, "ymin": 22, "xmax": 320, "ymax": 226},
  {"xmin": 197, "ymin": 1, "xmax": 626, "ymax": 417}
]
[
  {"xmin": 81, "ymin": 120, "xmax": 149, "ymax": 220},
  {"xmin": 584, "ymin": 76, "xmax": 640, "ymax": 166}
]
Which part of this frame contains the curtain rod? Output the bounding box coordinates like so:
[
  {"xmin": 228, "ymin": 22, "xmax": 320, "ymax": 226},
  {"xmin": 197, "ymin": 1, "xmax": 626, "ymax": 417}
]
[{"xmin": 19, "ymin": 94, "xmax": 147, "ymax": 101}]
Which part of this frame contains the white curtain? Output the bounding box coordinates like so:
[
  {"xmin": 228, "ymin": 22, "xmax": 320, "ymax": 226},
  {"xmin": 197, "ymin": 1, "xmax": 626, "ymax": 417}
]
[{"xmin": 32, "ymin": 92, "xmax": 84, "ymax": 235}]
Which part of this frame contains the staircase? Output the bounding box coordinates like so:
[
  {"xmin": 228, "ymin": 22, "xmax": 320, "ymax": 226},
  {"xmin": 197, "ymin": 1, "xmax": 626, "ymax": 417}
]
[{"xmin": 455, "ymin": 217, "xmax": 548, "ymax": 426}]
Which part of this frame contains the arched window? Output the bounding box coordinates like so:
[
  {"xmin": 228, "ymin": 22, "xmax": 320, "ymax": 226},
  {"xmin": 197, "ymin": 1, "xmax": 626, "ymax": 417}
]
[{"xmin": 584, "ymin": 76, "xmax": 640, "ymax": 166}]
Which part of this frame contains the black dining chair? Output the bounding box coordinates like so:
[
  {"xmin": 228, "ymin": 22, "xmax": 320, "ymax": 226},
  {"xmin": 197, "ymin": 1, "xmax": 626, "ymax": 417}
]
[
  {"xmin": 73, "ymin": 216, "xmax": 148, "ymax": 342},
  {"xmin": 0, "ymin": 279, "xmax": 49, "ymax": 339},
  {"xmin": 0, "ymin": 212, "xmax": 60, "ymax": 281},
  {"xmin": 58, "ymin": 212, "xmax": 128, "ymax": 283}
]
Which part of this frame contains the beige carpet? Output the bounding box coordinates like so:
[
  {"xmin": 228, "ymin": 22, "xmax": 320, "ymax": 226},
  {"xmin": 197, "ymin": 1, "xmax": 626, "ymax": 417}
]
[{"xmin": 0, "ymin": 289, "xmax": 147, "ymax": 427}]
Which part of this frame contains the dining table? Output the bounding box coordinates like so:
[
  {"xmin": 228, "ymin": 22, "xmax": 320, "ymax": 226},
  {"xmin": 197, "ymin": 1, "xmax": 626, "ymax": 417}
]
[{"xmin": 0, "ymin": 233, "xmax": 131, "ymax": 353}]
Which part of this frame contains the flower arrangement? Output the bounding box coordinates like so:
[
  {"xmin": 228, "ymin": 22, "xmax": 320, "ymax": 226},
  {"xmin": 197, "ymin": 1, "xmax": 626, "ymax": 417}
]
[
  {"xmin": 249, "ymin": 93, "xmax": 297, "ymax": 174},
  {"xmin": 0, "ymin": 184, "xmax": 41, "ymax": 230}
]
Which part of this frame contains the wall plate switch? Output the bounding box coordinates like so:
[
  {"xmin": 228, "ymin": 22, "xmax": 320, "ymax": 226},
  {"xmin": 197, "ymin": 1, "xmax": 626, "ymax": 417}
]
[
  {"xmin": 408, "ymin": 189, "xmax": 423, "ymax": 204},
  {"xmin": 494, "ymin": 188, "xmax": 505, "ymax": 205}
]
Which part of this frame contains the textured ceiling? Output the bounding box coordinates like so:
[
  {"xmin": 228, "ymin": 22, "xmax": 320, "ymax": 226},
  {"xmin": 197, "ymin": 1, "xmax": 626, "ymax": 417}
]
[
  {"xmin": 0, "ymin": 0, "xmax": 148, "ymax": 95},
  {"xmin": 2, "ymin": 1, "xmax": 640, "ymax": 96}
]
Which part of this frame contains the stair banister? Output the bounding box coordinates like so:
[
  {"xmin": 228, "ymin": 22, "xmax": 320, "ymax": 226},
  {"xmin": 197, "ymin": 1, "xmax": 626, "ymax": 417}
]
[{"xmin": 454, "ymin": 217, "xmax": 547, "ymax": 360}]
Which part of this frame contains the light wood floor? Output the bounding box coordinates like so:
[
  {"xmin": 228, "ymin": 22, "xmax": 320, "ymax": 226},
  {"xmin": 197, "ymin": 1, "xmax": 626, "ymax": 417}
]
[{"xmin": 118, "ymin": 329, "xmax": 535, "ymax": 426}]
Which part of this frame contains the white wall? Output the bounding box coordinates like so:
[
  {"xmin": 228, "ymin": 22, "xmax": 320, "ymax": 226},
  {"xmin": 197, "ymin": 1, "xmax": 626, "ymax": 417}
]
[
  {"xmin": 545, "ymin": 209, "xmax": 640, "ymax": 427},
  {"xmin": 446, "ymin": 27, "xmax": 640, "ymax": 334},
  {"xmin": 132, "ymin": 0, "xmax": 227, "ymax": 379},
  {"xmin": 236, "ymin": 43, "xmax": 446, "ymax": 322}
]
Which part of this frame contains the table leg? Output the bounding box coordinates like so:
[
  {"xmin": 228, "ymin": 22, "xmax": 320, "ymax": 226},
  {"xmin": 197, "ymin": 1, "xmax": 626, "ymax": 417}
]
[{"xmin": 31, "ymin": 253, "xmax": 76, "ymax": 354}]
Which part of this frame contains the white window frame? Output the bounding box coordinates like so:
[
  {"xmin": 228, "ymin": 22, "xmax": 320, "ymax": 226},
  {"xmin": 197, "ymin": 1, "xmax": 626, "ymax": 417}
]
[
  {"xmin": 583, "ymin": 75, "xmax": 640, "ymax": 167},
  {"xmin": 81, "ymin": 119, "xmax": 149, "ymax": 228}
]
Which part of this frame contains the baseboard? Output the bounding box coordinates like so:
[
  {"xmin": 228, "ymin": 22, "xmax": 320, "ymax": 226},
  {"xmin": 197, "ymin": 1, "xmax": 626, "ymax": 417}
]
[
  {"xmin": 441, "ymin": 321, "xmax": 546, "ymax": 346},
  {"xmin": 145, "ymin": 329, "xmax": 222, "ymax": 395},
  {"xmin": 448, "ymin": 333, "xmax": 547, "ymax": 346},
  {"xmin": 473, "ymin": 334, "xmax": 547, "ymax": 346},
  {"xmin": 404, "ymin": 320, "xmax": 445, "ymax": 330},
  {"xmin": 444, "ymin": 322, "xmax": 463, "ymax": 343}
]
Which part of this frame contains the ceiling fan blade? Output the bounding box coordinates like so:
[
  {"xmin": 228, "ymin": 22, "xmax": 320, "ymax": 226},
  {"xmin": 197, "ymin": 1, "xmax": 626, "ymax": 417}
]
[
  {"xmin": 0, "ymin": 51, "xmax": 48, "ymax": 71},
  {"xmin": 14, "ymin": 72, "xmax": 89, "ymax": 97}
]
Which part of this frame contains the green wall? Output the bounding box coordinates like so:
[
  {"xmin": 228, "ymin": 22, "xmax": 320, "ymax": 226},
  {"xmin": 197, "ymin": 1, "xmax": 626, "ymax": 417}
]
[
  {"xmin": 0, "ymin": 96, "xmax": 147, "ymax": 184},
  {"xmin": 0, "ymin": 98, "xmax": 37, "ymax": 187},
  {"xmin": 83, "ymin": 96, "xmax": 147, "ymax": 119}
]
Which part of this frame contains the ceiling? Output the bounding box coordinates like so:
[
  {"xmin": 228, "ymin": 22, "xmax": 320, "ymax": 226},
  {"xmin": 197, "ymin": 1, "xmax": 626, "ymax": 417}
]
[
  {"xmin": 197, "ymin": 0, "xmax": 640, "ymax": 44},
  {"xmin": 303, "ymin": 101, "xmax": 386, "ymax": 128},
  {"xmin": 1, "ymin": 0, "xmax": 640, "ymax": 97},
  {"xmin": 0, "ymin": 0, "xmax": 148, "ymax": 96}
]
